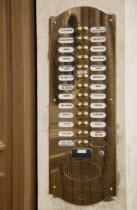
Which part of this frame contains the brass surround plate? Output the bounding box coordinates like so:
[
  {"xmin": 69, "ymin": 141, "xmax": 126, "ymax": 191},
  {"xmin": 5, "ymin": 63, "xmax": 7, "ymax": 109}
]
[{"xmin": 49, "ymin": 6, "xmax": 116, "ymax": 205}]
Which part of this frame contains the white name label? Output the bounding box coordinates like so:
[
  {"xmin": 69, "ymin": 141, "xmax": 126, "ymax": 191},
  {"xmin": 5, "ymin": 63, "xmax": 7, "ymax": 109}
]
[
  {"xmin": 90, "ymin": 84, "xmax": 106, "ymax": 90},
  {"xmin": 58, "ymin": 140, "xmax": 74, "ymax": 146},
  {"xmin": 90, "ymin": 122, "xmax": 106, "ymax": 128},
  {"xmin": 58, "ymin": 46, "xmax": 74, "ymax": 53},
  {"xmin": 90, "ymin": 74, "xmax": 106, "ymax": 80},
  {"xmin": 77, "ymin": 149, "xmax": 86, "ymax": 154},
  {"xmin": 58, "ymin": 122, "xmax": 74, "ymax": 127},
  {"xmin": 58, "ymin": 112, "xmax": 74, "ymax": 118},
  {"xmin": 77, "ymin": 70, "xmax": 88, "ymax": 74},
  {"xmin": 58, "ymin": 84, "xmax": 74, "ymax": 90},
  {"xmin": 90, "ymin": 131, "xmax": 106, "ymax": 137},
  {"xmin": 90, "ymin": 103, "xmax": 106, "ymax": 109},
  {"xmin": 58, "ymin": 65, "xmax": 74, "ymax": 72},
  {"xmin": 58, "ymin": 103, "xmax": 74, "ymax": 109},
  {"xmin": 90, "ymin": 46, "xmax": 106, "ymax": 52},
  {"xmin": 59, "ymin": 131, "xmax": 74, "ymax": 137},
  {"xmin": 90, "ymin": 112, "xmax": 106, "ymax": 118},
  {"xmin": 90, "ymin": 65, "xmax": 106, "ymax": 71},
  {"xmin": 58, "ymin": 94, "xmax": 74, "ymax": 100},
  {"xmin": 90, "ymin": 36, "xmax": 106, "ymax": 42},
  {"xmin": 58, "ymin": 56, "xmax": 74, "ymax": 62},
  {"xmin": 58, "ymin": 27, "xmax": 74, "ymax": 34},
  {"xmin": 90, "ymin": 93, "xmax": 106, "ymax": 99},
  {"xmin": 58, "ymin": 37, "xmax": 74, "ymax": 43},
  {"xmin": 90, "ymin": 26, "xmax": 106, "ymax": 33},
  {"xmin": 90, "ymin": 55, "xmax": 106, "ymax": 61},
  {"xmin": 58, "ymin": 75, "xmax": 74, "ymax": 81}
]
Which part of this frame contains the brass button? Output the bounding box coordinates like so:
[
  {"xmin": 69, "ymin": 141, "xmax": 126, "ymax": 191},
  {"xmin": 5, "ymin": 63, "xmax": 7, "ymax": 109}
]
[
  {"xmin": 82, "ymin": 26, "xmax": 89, "ymax": 33},
  {"xmin": 83, "ymin": 83, "xmax": 88, "ymax": 89},
  {"xmin": 76, "ymin": 55, "xmax": 82, "ymax": 61},
  {"xmin": 76, "ymin": 27, "xmax": 82, "ymax": 33},
  {"xmin": 76, "ymin": 140, "xmax": 83, "ymax": 146},
  {"xmin": 83, "ymin": 130, "xmax": 88, "ymax": 136},
  {"xmin": 76, "ymin": 45, "xmax": 82, "ymax": 52},
  {"xmin": 83, "ymin": 74, "xmax": 89, "ymax": 79},
  {"xmin": 82, "ymin": 36, "xmax": 88, "ymax": 42},
  {"xmin": 82, "ymin": 55, "xmax": 88, "ymax": 61},
  {"xmin": 76, "ymin": 83, "xmax": 82, "ymax": 89},
  {"xmin": 76, "ymin": 64, "xmax": 82, "ymax": 70},
  {"xmin": 76, "ymin": 130, "xmax": 83, "ymax": 136},
  {"xmin": 77, "ymin": 121, "xmax": 82, "ymax": 127},
  {"xmin": 77, "ymin": 102, "xmax": 82, "ymax": 108},
  {"xmin": 76, "ymin": 36, "xmax": 82, "ymax": 43},
  {"xmin": 83, "ymin": 64, "xmax": 88, "ymax": 70},
  {"xmin": 83, "ymin": 102, "xmax": 88, "ymax": 108},
  {"xmin": 83, "ymin": 111, "xmax": 88, "ymax": 117},
  {"xmin": 83, "ymin": 140, "xmax": 89, "ymax": 146},
  {"xmin": 83, "ymin": 45, "xmax": 89, "ymax": 51},
  {"xmin": 76, "ymin": 74, "xmax": 83, "ymax": 80}
]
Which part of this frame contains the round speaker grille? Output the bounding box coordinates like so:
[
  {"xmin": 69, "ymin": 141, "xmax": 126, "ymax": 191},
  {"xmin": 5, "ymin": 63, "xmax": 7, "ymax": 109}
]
[{"xmin": 64, "ymin": 160, "xmax": 101, "ymax": 182}]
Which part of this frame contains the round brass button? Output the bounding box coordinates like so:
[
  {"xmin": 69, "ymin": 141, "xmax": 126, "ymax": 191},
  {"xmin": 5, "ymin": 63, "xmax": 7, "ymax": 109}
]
[
  {"xmin": 76, "ymin": 140, "xmax": 83, "ymax": 146},
  {"xmin": 82, "ymin": 36, "xmax": 88, "ymax": 42},
  {"xmin": 83, "ymin": 130, "xmax": 88, "ymax": 136},
  {"xmin": 83, "ymin": 83, "xmax": 88, "ymax": 89},
  {"xmin": 76, "ymin": 27, "xmax": 82, "ymax": 33},
  {"xmin": 77, "ymin": 111, "xmax": 88, "ymax": 117},
  {"xmin": 83, "ymin": 74, "xmax": 89, "ymax": 79},
  {"xmin": 77, "ymin": 121, "xmax": 82, "ymax": 127},
  {"xmin": 76, "ymin": 74, "xmax": 83, "ymax": 80},
  {"xmin": 83, "ymin": 111, "xmax": 88, "ymax": 117},
  {"xmin": 76, "ymin": 83, "xmax": 82, "ymax": 89},
  {"xmin": 76, "ymin": 45, "xmax": 82, "ymax": 52},
  {"xmin": 83, "ymin": 45, "xmax": 89, "ymax": 51},
  {"xmin": 76, "ymin": 130, "xmax": 83, "ymax": 136},
  {"xmin": 76, "ymin": 64, "xmax": 82, "ymax": 70},
  {"xmin": 76, "ymin": 36, "xmax": 82, "ymax": 43},
  {"xmin": 83, "ymin": 140, "xmax": 89, "ymax": 146},
  {"xmin": 83, "ymin": 64, "xmax": 88, "ymax": 70},
  {"xmin": 83, "ymin": 102, "xmax": 88, "ymax": 108},
  {"xmin": 77, "ymin": 102, "xmax": 82, "ymax": 108},
  {"xmin": 77, "ymin": 93, "xmax": 88, "ymax": 99},
  {"xmin": 82, "ymin": 26, "xmax": 89, "ymax": 33},
  {"xmin": 76, "ymin": 55, "xmax": 82, "ymax": 61}
]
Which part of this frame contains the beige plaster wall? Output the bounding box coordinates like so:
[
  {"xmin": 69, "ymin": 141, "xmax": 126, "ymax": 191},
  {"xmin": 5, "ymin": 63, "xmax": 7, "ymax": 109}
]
[{"xmin": 36, "ymin": 0, "xmax": 131, "ymax": 209}]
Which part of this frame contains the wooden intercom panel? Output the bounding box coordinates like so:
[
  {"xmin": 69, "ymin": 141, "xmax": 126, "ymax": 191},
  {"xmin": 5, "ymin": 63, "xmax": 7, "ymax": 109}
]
[{"xmin": 49, "ymin": 6, "xmax": 116, "ymax": 205}]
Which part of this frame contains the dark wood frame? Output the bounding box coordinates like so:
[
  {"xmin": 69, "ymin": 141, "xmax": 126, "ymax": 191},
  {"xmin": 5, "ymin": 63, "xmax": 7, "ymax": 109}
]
[{"xmin": 0, "ymin": 0, "xmax": 36, "ymax": 209}]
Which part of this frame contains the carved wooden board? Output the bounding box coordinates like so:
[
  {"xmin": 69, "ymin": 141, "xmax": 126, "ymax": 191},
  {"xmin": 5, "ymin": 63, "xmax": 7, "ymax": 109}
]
[{"xmin": 49, "ymin": 6, "xmax": 116, "ymax": 205}]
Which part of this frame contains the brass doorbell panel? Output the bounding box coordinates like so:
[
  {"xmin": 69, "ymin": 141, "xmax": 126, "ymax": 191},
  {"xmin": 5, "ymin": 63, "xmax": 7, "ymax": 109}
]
[{"xmin": 49, "ymin": 6, "xmax": 116, "ymax": 205}]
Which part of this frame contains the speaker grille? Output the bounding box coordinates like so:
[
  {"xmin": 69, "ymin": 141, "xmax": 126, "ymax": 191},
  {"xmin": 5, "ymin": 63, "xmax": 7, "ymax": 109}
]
[{"xmin": 64, "ymin": 161, "xmax": 101, "ymax": 182}]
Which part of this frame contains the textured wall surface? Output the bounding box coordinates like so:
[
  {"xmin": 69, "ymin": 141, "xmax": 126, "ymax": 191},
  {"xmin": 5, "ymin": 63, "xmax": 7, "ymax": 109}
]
[{"xmin": 36, "ymin": 0, "xmax": 132, "ymax": 209}]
